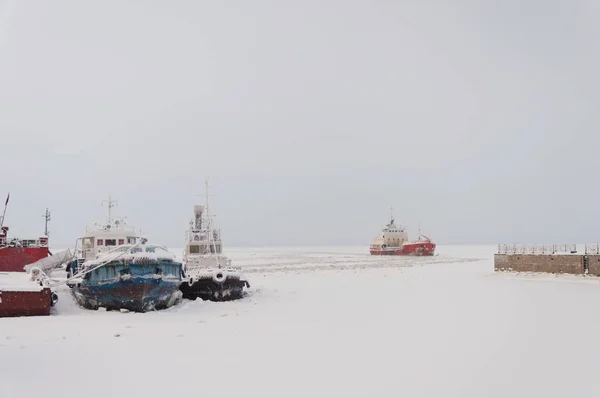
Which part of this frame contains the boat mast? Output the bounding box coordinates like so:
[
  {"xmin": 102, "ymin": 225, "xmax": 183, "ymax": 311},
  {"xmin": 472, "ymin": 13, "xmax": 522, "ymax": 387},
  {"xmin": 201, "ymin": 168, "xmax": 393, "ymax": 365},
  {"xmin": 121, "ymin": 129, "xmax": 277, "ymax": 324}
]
[
  {"xmin": 205, "ymin": 179, "xmax": 209, "ymax": 237},
  {"xmin": 101, "ymin": 196, "xmax": 117, "ymax": 225},
  {"xmin": 204, "ymin": 178, "xmax": 221, "ymax": 267},
  {"xmin": 0, "ymin": 193, "xmax": 8, "ymax": 230},
  {"xmin": 42, "ymin": 208, "xmax": 51, "ymax": 236}
]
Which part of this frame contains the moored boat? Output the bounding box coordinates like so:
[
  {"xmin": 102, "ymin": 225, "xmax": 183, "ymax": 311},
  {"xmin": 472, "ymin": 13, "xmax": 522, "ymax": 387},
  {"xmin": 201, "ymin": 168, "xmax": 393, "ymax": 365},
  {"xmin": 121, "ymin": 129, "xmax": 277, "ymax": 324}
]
[
  {"xmin": 66, "ymin": 198, "xmax": 183, "ymax": 312},
  {"xmin": 0, "ymin": 194, "xmax": 60, "ymax": 317},
  {"xmin": 180, "ymin": 180, "xmax": 249, "ymax": 302},
  {"xmin": 369, "ymin": 208, "xmax": 436, "ymax": 256},
  {"xmin": 0, "ymin": 206, "xmax": 51, "ymax": 272},
  {"xmin": 67, "ymin": 242, "xmax": 183, "ymax": 312}
]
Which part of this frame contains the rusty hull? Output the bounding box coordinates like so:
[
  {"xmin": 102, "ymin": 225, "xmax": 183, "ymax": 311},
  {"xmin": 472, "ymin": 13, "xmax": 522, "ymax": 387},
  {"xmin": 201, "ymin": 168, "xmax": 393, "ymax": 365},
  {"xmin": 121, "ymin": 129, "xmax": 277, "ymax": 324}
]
[{"xmin": 0, "ymin": 288, "xmax": 53, "ymax": 317}]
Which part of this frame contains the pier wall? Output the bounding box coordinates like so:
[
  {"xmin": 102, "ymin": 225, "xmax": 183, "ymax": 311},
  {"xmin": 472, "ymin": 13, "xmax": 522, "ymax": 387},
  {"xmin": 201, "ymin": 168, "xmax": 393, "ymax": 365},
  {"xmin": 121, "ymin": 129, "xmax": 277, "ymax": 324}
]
[
  {"xmin": 494, "ymin": 254, "xmax": 585, "ymax": 274},
  {"xmin": 586, "ymin": 255, "xmax": 600, "ymax": 275},
  {"xmin": 493, "ymin": 243, "xmax": 600, "ymax": 276}
]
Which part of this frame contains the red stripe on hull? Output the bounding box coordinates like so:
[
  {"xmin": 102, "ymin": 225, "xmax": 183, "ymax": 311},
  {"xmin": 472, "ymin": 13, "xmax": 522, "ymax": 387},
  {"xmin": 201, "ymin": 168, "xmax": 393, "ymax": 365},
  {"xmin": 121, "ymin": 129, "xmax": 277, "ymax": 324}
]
[
  {"xmin": 0, "ymin": 247, "xmax": 50, "ymax": 272},
  {"xmin": 370, "ymin": 242, "xmax": 436, "ymax": 256},
  {"xmin": 0, "ymin": 288, "xmax": 52, "ymax": 317}
]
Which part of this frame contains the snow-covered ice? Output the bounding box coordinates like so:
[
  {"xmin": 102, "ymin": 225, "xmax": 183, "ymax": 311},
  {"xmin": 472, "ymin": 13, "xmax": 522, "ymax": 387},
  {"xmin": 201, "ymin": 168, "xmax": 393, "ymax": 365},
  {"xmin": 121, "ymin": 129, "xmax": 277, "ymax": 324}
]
[{"xmin": 2, "ymin": 245, "xmax": 600, "ymax": 397}]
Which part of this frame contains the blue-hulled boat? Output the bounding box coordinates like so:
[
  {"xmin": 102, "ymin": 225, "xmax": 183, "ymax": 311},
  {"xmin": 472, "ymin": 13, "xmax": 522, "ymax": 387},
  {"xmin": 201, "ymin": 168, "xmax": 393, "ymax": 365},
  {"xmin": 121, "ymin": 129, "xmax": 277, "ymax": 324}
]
[
  {"xmin": 65, "ymin": 197, "xmax": 183, "ymax": 312},
  {"xmin": 67, "ymin": 242, "xmax": 183, "ymax": 312}
]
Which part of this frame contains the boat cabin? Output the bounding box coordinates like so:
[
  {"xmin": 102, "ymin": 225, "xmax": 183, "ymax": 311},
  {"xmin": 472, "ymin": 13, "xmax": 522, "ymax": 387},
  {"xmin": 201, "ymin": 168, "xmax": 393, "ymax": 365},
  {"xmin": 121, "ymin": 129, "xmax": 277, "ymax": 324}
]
[
  {"xmin": 186, "ymin": 230, "xmax": 222, "ymax": 255},
  {"xmin": 184, "ymin": 202, "xmax": 223, "ymax": 257},
  {"xmin": 371, "ymin": 219, "xmax": 408, "ymax": 248},
  {"xmin": 81, "ymin": 233, "xmax": 137, "ymax": 260},
  {"xmin": 79, "ymin": 217, "xmax": 137, "ymax": 261}
]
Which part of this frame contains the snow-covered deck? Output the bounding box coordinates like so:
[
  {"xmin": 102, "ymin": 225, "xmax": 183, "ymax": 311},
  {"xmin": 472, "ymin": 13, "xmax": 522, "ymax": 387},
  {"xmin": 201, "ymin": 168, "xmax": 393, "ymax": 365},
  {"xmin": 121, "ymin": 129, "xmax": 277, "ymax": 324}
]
[{"xmin": 0, "ymin": 272, "xmax": 44, "ymax": 292}]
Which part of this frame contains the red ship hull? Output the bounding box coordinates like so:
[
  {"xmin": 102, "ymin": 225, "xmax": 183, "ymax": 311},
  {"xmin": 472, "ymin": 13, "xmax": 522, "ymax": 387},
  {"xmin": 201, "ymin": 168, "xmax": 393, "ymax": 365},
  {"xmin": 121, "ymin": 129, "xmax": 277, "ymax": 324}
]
[
  {"xmin": 370, "ymin": 242, "xmax": 436, "ymax": 256},
  {"xmin": 0, "ymin": 240, "xmax": 53, "ymax": 318},
  {"xmin": 0, "ymin": 198, "xmax": 55, "ymax": 317},
  {"xmin": 0, "ymin": 288, "xmax": 53, "ymax": 317},
  {"xmin": 0, "ymin": 247, "xmax": 50, "ymax": 272}
]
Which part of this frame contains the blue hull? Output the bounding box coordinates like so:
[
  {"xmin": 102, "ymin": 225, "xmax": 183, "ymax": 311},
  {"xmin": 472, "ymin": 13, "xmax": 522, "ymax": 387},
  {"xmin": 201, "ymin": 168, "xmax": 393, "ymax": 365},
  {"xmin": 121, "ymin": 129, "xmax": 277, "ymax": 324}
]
[
  {"xmin": 68, "ymin": 258, "xmax": 184, "ymax": 312},
  {"xmin": 72, "ymin": 277, "xmax": 182, "ymax": 312}
]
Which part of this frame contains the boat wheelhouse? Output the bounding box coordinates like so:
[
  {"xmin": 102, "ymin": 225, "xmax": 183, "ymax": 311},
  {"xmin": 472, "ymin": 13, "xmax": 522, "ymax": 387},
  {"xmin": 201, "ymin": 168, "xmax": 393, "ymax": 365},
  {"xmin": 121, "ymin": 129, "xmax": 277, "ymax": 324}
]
[{"xmin": 68, "ymin": 197, "xmax": 138, "ymax": 277}]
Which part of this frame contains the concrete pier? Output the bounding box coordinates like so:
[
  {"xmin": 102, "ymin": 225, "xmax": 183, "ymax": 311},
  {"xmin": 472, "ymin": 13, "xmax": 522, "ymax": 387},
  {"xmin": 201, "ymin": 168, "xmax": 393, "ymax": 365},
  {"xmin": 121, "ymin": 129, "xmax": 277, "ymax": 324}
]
[{"xmin": 494, "ymin": 244, "xmax": 600, "ymax": 276}]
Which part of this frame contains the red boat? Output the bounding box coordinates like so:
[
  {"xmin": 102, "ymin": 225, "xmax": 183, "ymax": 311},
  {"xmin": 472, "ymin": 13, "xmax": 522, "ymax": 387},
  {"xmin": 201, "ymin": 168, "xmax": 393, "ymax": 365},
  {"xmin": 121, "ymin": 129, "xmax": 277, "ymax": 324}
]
[
  {"xmin": 0, "ymin": 227, "xmax": 50, "ymax": 272},
  {"xmin": 0, "ymin": 194, "xmax": 57, "ymax": 317},
  {"xmin": 369, "ymin": 210, "xmax": 436, "ymax": 256}
]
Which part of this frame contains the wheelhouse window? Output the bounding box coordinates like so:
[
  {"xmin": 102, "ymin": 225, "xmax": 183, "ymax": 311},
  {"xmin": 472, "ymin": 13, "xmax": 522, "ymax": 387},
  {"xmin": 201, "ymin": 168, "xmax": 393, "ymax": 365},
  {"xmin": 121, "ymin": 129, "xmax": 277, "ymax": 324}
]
[
  {"xmin": 127, "ymin": 237, "xmax": 136, "ymax": 244},
  {"xmin": 189, "ymin": 245, "xmax": 200, "ymax": 254},
  {"xmin": 105, "ymin": 239, "xmax": 117, "ymax": 246},
  {"xmin": 118, "ymin": 239, "xmax": 125, "ymax": 245},
  {"xmin": 97, "ymin": 239, "xmax": 103, "ymax": 246}
]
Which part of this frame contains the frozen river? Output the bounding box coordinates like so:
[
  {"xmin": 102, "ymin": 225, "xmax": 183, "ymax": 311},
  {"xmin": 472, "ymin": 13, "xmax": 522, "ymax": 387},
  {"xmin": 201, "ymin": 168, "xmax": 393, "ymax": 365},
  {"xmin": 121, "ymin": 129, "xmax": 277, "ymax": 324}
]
[{"xmin": 2, "ymin": 245, "xmax": 600, "ymax": 397}]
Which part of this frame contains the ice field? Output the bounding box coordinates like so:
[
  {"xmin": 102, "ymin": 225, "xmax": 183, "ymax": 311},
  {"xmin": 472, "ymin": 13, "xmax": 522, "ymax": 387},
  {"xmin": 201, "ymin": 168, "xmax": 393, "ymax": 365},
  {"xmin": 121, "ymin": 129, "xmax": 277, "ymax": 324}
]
[{"xmin": 2, "ymin": 245, "xmax": 600, "ymax": 398}]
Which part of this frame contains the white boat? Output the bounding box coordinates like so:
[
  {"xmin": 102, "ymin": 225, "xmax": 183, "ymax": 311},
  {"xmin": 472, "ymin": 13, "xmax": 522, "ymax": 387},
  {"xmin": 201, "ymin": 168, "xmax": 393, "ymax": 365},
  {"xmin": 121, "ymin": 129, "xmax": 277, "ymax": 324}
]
[
  {"xmin": 180, "ymin": 180, "xmax": 249, "ymax": 301},
  {"xmin": 66, "ymin": 197, "xmax": 139, "ymax": 278}
]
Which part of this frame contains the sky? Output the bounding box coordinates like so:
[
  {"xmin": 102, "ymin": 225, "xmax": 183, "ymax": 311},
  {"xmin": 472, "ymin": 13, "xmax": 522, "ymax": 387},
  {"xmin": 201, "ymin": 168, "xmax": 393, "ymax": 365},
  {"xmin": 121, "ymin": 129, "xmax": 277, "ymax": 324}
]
[{"xmin": 0, "ymin": 0, "xmax": 599, "ymax": 247}]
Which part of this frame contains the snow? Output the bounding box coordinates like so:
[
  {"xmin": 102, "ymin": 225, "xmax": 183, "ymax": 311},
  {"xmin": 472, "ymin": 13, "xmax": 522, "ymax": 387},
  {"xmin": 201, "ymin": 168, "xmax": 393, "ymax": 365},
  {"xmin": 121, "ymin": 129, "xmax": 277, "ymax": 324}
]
[
  {"xmin": 185, "ymin": 253, "xmax": 233, "ymax": 268},
  {"xmin": 187, "ymin": 267, "xmax": 243, "ymax": 281},
  {"xmin": 2, "ymin": 245, "xmax": 600, "ymax": 397},
  {"xmin": 23, "ymin": 249, "xmax": 72, "ymax": 274},
  {"xmin": 0, "ymin": 272, "xmax": 44, "ymax": 292},
  {"xmin": 83, "ymin": 244, "xmax": 176, "ymax": 266}
]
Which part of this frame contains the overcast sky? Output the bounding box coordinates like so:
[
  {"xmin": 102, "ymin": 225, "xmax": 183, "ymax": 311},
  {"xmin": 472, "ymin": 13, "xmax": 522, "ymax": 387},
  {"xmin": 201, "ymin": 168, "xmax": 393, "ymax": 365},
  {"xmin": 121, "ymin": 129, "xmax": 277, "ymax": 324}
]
[{"xmin": 0, "ymin": 1, "xmax": 599, "ymax": 247}]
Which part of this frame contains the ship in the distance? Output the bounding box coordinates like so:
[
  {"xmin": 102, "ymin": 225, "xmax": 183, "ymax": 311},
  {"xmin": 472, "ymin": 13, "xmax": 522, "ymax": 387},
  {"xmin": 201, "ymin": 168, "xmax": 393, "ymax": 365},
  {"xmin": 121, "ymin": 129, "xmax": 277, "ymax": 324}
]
[{"xmin": 369, "ymin": 208, "xmax": 436, "ymax": 256}]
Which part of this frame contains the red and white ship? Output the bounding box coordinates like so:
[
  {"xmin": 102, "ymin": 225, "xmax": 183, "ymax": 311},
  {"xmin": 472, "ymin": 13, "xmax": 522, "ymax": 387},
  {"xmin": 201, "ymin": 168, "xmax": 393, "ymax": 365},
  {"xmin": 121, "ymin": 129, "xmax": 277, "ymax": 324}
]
[
  {"xmin": 369, "ymin": 209, "xmax": 436, "ymax": 256},
  {"xmin": 0, "ymin": 194, "xmax": 59, "ymax": 317}
]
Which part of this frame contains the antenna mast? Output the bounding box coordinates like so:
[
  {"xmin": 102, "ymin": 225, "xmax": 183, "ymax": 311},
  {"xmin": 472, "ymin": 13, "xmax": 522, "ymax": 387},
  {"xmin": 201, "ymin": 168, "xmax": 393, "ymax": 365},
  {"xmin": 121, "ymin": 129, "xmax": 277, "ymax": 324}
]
[
  {"xmin": 101, "ymin": 196, "xmax": 117, "ymax": 225},
  {"xmin": 0, "ymin": 192, "xmax": 9, "ymax": 230},
  {"xmin": 205, "ymin": 179, "xmax": 210, "ymax": 233},
  {"xmin": 204, "ymin": 178, "xmax": 221, "ymax": 267},
  {"xmin": 43, "ymin": 208, "xmax": 51, "ymax": 236}
]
